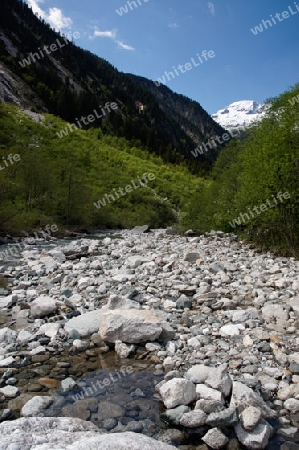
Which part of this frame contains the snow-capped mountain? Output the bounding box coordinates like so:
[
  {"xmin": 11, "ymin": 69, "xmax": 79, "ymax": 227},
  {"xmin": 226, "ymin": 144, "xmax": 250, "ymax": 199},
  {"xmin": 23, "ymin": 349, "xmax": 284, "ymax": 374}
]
[{"xmin": 212, "ymin": 100, "xmax": 268, "ymax": 132}]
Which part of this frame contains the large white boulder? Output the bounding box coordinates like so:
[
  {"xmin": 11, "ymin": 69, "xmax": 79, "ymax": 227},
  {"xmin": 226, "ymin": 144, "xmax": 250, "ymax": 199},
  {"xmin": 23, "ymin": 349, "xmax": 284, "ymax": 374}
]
[
  {"xmin": 0, "ymin": 418, "xmax": 177, "ymax": 450},
  {"xmin": 98, "ymin": 309, "xmax": 164, "ymax": 343},
  {"xmin": 157, "ymin": 378, "xmax": 197, "ymax": 409}
]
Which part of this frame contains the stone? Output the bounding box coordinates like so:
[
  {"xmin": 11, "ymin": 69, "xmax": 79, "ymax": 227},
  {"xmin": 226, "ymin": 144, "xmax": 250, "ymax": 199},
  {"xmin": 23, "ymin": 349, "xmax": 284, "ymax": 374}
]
[
  {"xmin": 37, "ymin": 377, "xmax": 59, "ymax": 389},
  {"xmin": 30, "ymin": 296, "xmax": 58, "ymax": 318},
  {"xmin": 106, "ymin": 295, "xmax": 140, "ymax": 310},
  {"xmin": 284, "ymin": 398, "xmax": 299, "ymax": 414},
  {"xmin": 157, "ymin": 378, "xmax": 197, "ymax": 409},
  {"xmin": 20, "ymin": 396, "xmax": 53, "ymax": 417},
  {"xmin": 125, "ymin": 421, "xmax": 144, "ymax": 433},
  {"xmin": 62, "ymin": 398, "xmax": 98, "ymax": 421},
  {"xmin": 243, "ymin": 335, "xmax": 254, "ymax": 347},
  {"xmin": 196, "ymin": 384, "xmax": 224, "ymax": 404},
  {"xmin": 61, "ymin": 377, "xmax": 77, "ymax": 392},
  {"xmin": 72, "ymin": 339, "xmax": 89, "ymax": 351},
  {"xmin": 184, "ymin": 253, "xmax": 201, "ymax": 263},
  {"xmin": 0, "ymin": 418, "xmax": 177, "ymax": 449},
  {"xmin": 202, "ymin": 428, "xmax": 229, "ymax": 449},
  {"xmin": 132, "ymin": 225, "xmax": 150, "ymax": 234},
  {"xmin": 0, "ymin": 385, "xmax": 19, "ymax": 398},
  {"xmin": 290, "ymin": 363, "xmax": 299, "ymax": 375},
  {"xmin": 278, "ymin": 384, "xmax": 299, "ymax": 401},
  {"xmin": 97, "ymin": 400, "xmax": 125, "ymax": 421},
  {"xmin": 98, "ymin": 309, "xmax": 164, "ymax": 343},
  {"xmin": 239, "ymin": 406, "xmax": 262, "ymax": 431},
  {"xmin": 179, "ymin": 410, "xmax": 207, "ymax": 427},
  {"xmin": 195, "ymin": 399, "xmax": 225, "ymax": 414},
  {"xmin": 230, "ymin": 381, "xmax": 276, "ymax": 418},
  {"xmin": 220, "ymin": 324, "xmax": 245, "ymax": 337},
  {"xmin": 102, "ymin": 418, "xmax": 117, "ymax": 430},
  {"xmin": 126, "ymin": 256, "xmax": 151, "ymax": 268},
  {"xmin": 115, "ymin": 340, "xmax": 135, "ymax": 358},
  {"xmin": 234, "ymin": 419, "xmax": 273, "ymax": 450},
  {"xmin": 161, "ymin": 405, "xmax": 190, "ymax": 425},
  {"xmin": 38, "ymin": 322, "xmax": 60, "ymax": 338},
  {"xmin": 0, "ymin": 356, "xmax": 15, "ymax": 367},
  {"xmin": 17, "ymin": 330, "xmax": 34, "ymax": 344},
  {"xmin": 0, "ymin": 327, "xmax": 17, "ymax": 344},
  {"xmin": 65, "ymin": 309, "xmax": 104, "ymax": 337},
  {"xmin": 185, "ymin": 364, "xmax": 212, "ymax": 384},
  {"xmin": 205, "ymin": 365, "xmax": 232, "ymax": 397},
  {"xmin": 206, "ymin": 407, "xmax": 238, "ymax": 427}
]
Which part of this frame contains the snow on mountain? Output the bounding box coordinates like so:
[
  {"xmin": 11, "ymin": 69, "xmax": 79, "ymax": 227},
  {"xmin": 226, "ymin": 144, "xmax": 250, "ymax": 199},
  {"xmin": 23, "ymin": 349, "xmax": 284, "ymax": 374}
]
[{"xmin": 212, "ymin": 100, "xmax": 268, "ymax": 132}]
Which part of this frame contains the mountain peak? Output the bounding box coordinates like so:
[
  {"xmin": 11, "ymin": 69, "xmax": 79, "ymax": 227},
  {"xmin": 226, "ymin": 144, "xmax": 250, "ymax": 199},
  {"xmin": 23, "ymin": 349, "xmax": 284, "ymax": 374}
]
[{"xmin": 212, "ymin": 100, "xmax": 267, "ymax": 131}]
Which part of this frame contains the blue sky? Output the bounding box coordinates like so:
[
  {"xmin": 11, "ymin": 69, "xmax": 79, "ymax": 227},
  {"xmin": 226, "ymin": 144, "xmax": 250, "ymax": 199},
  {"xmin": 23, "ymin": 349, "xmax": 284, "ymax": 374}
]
[{"xmin": 26, "ymin": 0, "xmax": 299, "ymax": 114}]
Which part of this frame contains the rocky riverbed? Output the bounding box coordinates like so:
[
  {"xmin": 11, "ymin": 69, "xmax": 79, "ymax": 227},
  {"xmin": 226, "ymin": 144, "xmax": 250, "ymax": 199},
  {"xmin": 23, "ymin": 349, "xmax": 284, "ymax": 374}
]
[{"xmin": 0, "ymin": 228, "xmax": 298, "ymax": 449}]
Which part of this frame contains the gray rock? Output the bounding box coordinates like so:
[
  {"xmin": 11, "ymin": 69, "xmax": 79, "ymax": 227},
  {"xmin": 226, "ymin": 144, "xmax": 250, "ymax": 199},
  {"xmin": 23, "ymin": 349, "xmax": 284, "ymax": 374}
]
[
  {"xmin": 234, "ymin": 419, "xmax": 273, "ymax": 450},
  {"xmin": 185, "ymin": 364, "xmax": 211, "ymax": 384},
  {"xmin": 157, "ymin": 378, "xmax": 197, "ymax": 409},
  {"xmin": 196, "ymin": 384, "xmax": 224, "ymax": 404},
  {"xmin": 289, "ymin": 363, "xmax": 299, "ymax": 375},
  {"xmin": 132, "ymin": 225, "xmax": 150, "ymax": 234},
  {"xmin": 99, "ymin": 309, "xmax": 163, "ymax": 343},
  {"xmin": 206, "ymin": 407, "xmax": 238, "ymax": 427},
  {"xmin": 0, "ymin": 356, "xmax": 15, "ymax": 368},
  {"xmin": 125, "ymin": 421, "xmax": 144, "ymax": 433},
  {"xmin": 106, "ymin": 295, "xmax": 140, "ymax": 310},
  {"xmin": 0, "ymin": 385, "xmax": 19, "ymax": 398},
  {"xmin": 179, "ymin": 410, "xmax": 207, "ymax": 428},
  {"xmin": 205, "ymin": 365, "xmax": 232, "ymax": 398},
  {"xmin": 115, "ymin": 340, "xmax": 135, "ymax": 358},
  {"xmin": 284, "ymin": 398, "xmax": 299, "ymax": 414},
  {"xmin": 184, "ymin": 253, "xmax": 201, "ymax": 263},
  {"xmin": 230, "ymin": 381, "xmax": 276, "ymax": 418},
  {"xmin": 0, "ymin": 418, "xmax": 177, "ymax": 449},
  {"xmin": 202, "ymin": 427, "xmax": 229, "ymax": 449},
  {"xmin": 20, "ymin": 396, "xmax": 53, "ymax": 417},
  {"xmin": 0, "ymin": 327, "xmax": 17, "ymax": 345},
  {"xmin": 102, "ymin": 418, "xmax": 117, "ymax": 431},
  {"xmin": 97, "ymin": 400, "xmax": 125, "ymax": 421},
  {"xmin": 161, "ymin": 405, "xmax": 190, "ymax": 425},
  {"xmin": 239, "ymin": 406, "xmax": 262, "ymax": 431},
  {"xmin": 30, "ymin": 296, "xmax": 58, "ymax": 318},
  {"xmin": 61, "ymin": 378, "xmax": 77, "ymax": 392},
  {"xmin": 65, "ymin": 309, "xmax": 104, "ymax": 337}
]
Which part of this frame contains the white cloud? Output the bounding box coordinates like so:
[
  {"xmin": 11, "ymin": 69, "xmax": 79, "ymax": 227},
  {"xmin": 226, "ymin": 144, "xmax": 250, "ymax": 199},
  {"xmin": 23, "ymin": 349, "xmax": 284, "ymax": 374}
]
[
  {"xmin": 90, "ymin": 27, "xmax": 135, "ymax": 51},
  {"xmin": 208, "ymin": 2, "xmax": 215, "ymax": 16},
  {"xmin": 93, "ymin": 29, "xmax": 117, "ymax": 39},
  {"xmin": 48, "ymin": 7, "xmax": 73, "ymax": 30},
  {"xmin": 26, "ymin": 0, "xmax": 73, "ymax": 31},
  {"xmin": 168, "ymin": 23, "xmax": 179, "ymax": 29},
  {"xmin": 117, "ymin": 40, "xmax": 135, "ymax": 51}
]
